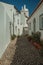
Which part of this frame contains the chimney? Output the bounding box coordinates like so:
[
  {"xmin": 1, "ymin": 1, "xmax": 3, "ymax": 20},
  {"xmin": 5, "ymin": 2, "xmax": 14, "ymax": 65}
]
[{"xmin": 24, "ymin": 5, "xmax": 26, "ymax": 9}]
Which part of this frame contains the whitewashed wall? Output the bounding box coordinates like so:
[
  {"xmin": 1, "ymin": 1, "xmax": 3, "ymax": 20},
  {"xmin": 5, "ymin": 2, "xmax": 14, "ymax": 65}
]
[
  {"xmin": 14, "ymin": 5, "xmax": 29, "ymax": 36},
  {"xmin": 0, "ymin": 3, "xmax": 5, "ymax": 58},
  {"xmin": 28, "ymin": 2, "xmax": 43, "ymax": 39},
  {"xmin": 2, "ymin": 2, "xmax": 14, "ymax": 22},
  {"xmin": 0, "ymin": 2, "xmax": 14, "ymax": 58},
  {"xmin": 14, "ymin": 13, "xmax": 23, "ymax": 36},
  {"xmin": 21, "ymin": 5, "xmax": 29, "ymax": 28}
]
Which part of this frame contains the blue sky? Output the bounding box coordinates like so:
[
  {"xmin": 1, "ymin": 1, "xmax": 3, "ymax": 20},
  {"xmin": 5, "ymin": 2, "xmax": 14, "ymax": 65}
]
[{"xmin": 0, "ymin": 0, "xmax": 40, "ymax": 16}]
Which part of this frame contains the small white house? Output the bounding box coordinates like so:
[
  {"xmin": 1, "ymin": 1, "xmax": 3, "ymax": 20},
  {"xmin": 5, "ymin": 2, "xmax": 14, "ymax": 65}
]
[{"xmin": 27, "ymin": 0, "xmax": 43, "ymax": 39}]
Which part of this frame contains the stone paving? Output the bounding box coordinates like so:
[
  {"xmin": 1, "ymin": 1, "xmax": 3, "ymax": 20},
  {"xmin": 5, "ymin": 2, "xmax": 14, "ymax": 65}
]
[
  {"xmin": 0, "ymin": 37, "xmax": 17, "ymax": 65},
  {"xmin": 0, "ymin": 36, "xmax": 42, "ymax": 65},
  {"xmin": 10, "ymin": 36, "xmax": 40, "ymax": 65}
]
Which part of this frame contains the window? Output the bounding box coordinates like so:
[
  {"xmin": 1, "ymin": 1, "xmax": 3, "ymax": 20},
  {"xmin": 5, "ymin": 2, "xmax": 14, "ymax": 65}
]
[{"xmin": 39, "ymin": 14, "xmax": 43, "ymax": 30}]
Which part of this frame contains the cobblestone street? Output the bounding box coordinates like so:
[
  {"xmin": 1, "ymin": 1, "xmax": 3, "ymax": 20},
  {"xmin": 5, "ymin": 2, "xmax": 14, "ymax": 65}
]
[
  {"xmin": 0, "ymin": 37, "xmax": 17, "ymax": 65},
  {"xmin": 11, "ymin": 36, "xmax": 40, "ymax": 65}
]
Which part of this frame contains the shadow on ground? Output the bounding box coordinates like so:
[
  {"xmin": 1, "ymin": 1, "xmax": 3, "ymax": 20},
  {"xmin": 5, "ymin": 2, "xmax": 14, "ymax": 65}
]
[{"xmin": 10, "ymin": 36, "xmax": 40, "ymax": 65}]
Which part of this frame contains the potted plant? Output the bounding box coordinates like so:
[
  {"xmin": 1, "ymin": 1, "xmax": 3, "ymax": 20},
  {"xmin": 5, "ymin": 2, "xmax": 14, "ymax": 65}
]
[
  {"xmin": 31, "ymin": 31, "xmax": 41, "ymax": 49},
  {"xmin": 11, "ymin": 34, "xmax": 16, "ymax": 40}
]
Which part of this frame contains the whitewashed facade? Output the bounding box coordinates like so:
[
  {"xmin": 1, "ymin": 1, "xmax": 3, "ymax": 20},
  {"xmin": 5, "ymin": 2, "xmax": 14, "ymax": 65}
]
[
  {"xmin": 14, "ymin": 5, "xmax": 29, "ymax": 36},
  {"xmin": 21, "ymin": 5, "xmax": 29, "ymax": 35},
  {"xmin": 14, "ymin": 12, "xmax": 23, "ymax": 36},
  {"xmin": 0, "ymin": 2, "xmax": 29, "ymax": 58},
  {"xmin": 27, "ymin": 0, "xmax": 43, "ymax": 39},
  {"xmin": 0, "ymin": 2, "xmax": 18, "ymax": 58}
]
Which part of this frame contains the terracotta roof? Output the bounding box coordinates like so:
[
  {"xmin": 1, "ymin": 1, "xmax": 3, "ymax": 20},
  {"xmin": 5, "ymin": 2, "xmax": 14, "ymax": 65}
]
[{"xmin": 27, "ymin": 0, "xmax": 43, "ymax": 21}]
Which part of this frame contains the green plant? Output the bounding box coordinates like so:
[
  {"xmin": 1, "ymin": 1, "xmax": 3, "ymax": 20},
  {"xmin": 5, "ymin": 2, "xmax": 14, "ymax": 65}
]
[
  {"xmin": 32, "ymin": 31, "xmax": 41, "ymax": 43},
  {"xmin": 11, "ymin": 34, "xmax": 16, "ymax": 40}
]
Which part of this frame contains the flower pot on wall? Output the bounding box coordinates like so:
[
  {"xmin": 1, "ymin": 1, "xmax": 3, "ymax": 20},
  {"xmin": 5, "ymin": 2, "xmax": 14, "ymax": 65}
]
[
  {"xmin": 31, "ymin": 31, "xmax": 41, "ymax": 49},
  {"xmin": 33, "ymin": 42, "xmax": 41, "ymax": 49},
  {"xmin": 32, "ymin": 32, "xmax": 41, "ymax": 43}
]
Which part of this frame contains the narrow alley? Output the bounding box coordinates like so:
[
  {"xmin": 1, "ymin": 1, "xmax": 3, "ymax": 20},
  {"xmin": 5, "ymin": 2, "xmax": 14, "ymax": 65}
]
[
  {"xmin": 0, "ymin": 1, "xmax": 43, "ymax": 65},
  {"xmin": 10, "ymin": 36, "xmax": 40, "ymax": 65}
]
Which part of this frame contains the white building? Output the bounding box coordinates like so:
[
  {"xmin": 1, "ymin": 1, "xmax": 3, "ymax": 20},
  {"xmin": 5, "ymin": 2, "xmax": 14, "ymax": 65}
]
[
  {"xmin": 21, "ymin": 5, "xmax": 29, "ymax": 35},
  {"xmin": 0, "ymin": 2, "xmax": 29, "ymax": 58},
  {"xmin": 27, "ymin": 0, "xmax": 43, "ymax": 40},
  {"xmin": 14, "ymin": 5, "xmax": 29, "ymax": 36},
  {"xmin": 0, "ymin": 2, "xmax": 19, "ymax": 58},
  {"xmin": 14, "ymin": 10, "xmax": 22, "ymax": 36}
]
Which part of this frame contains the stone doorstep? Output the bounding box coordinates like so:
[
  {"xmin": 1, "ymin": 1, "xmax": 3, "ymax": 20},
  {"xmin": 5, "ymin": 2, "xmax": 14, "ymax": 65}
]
[{"xmin": 0, "ymin": 37, "xmax": 17, "ymax": 65}]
